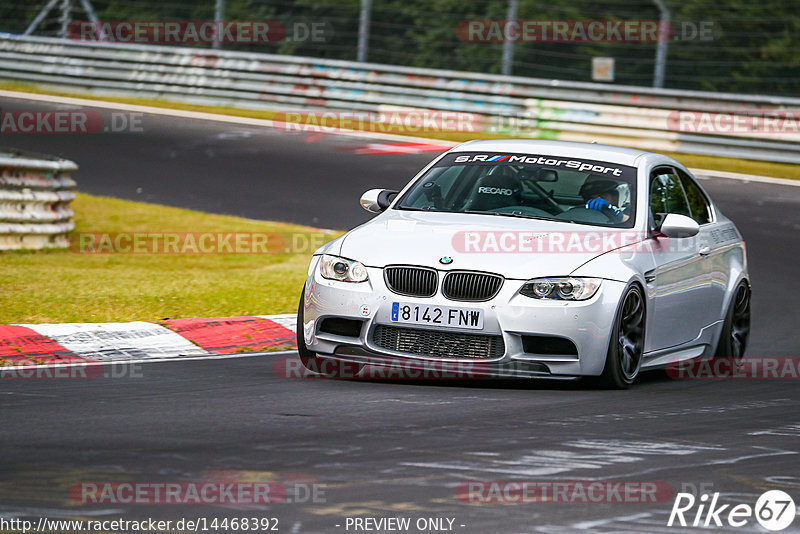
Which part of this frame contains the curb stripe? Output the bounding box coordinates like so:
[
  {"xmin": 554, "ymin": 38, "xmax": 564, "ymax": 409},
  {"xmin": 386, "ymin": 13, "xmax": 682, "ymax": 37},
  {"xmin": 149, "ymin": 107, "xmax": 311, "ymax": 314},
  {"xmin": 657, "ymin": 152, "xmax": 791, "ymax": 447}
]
[
  {"xmin": 23, "ymin": 322, "xmax": 210, "ymax": 362},
  {"xmin": 0, "ymin": 325, "xmax": 84, "ymax": 365},
  {"xmin": 256, "ymin": 314, "xmax": 297, "ymax": 333},
  {"xmin": 163, "ymin": 316, "xmax": 297, "ymax": 354},
  {"xmin": 1, "ymin": 316, "xmax": 299, "ymax": 366}
]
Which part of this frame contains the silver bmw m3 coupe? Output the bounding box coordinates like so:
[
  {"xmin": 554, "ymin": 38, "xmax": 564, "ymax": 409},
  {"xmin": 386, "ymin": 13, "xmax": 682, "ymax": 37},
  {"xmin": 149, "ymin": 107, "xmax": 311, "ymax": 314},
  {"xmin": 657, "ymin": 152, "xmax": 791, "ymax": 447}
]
[{"xmin": 297, "ymin": 139, "xmax": 750, "ymax": 388}]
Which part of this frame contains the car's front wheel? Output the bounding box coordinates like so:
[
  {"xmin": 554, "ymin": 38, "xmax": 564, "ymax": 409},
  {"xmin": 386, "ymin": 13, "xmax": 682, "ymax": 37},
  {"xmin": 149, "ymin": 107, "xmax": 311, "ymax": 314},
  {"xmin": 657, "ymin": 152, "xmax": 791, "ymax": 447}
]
[
  {"xmin": 714, "ymin": 281, "xmax": 750, "ymax": 362},
  {"xmin": 598, "ymin": 284, "xmax": 645, "ymax": 389},
  {"xmin": 296, "ymin": 285, "xmax": 364, "ymax": 379},
  {"xmin": 296, "ymin": 286, "xmax": 317, "ymax": 372}
]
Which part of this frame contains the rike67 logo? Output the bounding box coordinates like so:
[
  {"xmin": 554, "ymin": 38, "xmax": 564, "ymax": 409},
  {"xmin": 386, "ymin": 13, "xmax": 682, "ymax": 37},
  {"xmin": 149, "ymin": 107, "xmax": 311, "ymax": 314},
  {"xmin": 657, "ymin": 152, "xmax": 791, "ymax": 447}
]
[{"xmin": 668, "ymin": 490, "xmax": 795, "ymax": 531}]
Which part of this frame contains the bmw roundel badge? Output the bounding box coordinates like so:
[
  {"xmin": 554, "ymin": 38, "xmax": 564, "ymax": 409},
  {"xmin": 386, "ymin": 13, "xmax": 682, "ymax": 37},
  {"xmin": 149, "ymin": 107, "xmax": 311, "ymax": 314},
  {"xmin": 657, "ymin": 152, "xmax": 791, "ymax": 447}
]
[{"xmin": 439, "ymin": 256, "xmax": 454, "ymax": 265}]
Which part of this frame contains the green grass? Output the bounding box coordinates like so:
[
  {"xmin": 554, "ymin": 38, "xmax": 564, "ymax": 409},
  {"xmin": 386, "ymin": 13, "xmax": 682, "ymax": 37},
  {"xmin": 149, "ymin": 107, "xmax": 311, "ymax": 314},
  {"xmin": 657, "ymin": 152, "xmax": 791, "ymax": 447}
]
[
  {"xmin": 2, "ymin": 80, "xmax": 798, "ymax": 180},
  {"xmin": 0, "ymin": 193, "xmax": 338, "ymax": 323}
]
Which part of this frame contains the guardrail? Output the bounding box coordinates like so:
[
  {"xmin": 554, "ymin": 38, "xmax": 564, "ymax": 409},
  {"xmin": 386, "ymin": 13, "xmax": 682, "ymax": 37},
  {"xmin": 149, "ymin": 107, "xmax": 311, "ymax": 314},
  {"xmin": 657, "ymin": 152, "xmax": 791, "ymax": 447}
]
[
  {"xmin": 0, "ymin": 34, "xmax": 799, "ymax": 164},
  {"xmin": 0, "ymin": 149, "xmax": 77, "ymax": 250}
]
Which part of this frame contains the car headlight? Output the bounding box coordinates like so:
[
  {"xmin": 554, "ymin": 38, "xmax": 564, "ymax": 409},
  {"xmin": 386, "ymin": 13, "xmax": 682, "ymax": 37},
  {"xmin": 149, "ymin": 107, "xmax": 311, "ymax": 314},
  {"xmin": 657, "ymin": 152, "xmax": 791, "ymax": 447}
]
[
  {"xmin": 519, "ymin": 277, "xmax": 601, "ymax": 301},
  {"xmin": 319, "ymin": 254, "xmax": 369, "ymax": 283}
]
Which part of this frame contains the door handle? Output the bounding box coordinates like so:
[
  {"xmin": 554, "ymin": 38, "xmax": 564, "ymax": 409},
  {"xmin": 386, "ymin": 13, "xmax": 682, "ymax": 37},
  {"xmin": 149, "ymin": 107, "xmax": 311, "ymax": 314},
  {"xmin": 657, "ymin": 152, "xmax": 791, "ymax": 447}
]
[{"xmin": 699, "ymin": 246, "xmax": 711, "ymax": 257}]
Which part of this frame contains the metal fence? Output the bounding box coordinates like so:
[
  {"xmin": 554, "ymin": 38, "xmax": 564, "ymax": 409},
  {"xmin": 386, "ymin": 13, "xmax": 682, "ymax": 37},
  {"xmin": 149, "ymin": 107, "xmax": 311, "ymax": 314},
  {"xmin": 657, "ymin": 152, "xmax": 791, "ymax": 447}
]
[
  {"xmin": 0, "ymin": 147, "xmax": 77, "ymax": 250},
  {"xmin": 0, "ymin": 34, "xmax": 799, "ymax": 164},
  {"xmin": 7, "ymin": 0, "xmax": 800, "ymax": 96}
]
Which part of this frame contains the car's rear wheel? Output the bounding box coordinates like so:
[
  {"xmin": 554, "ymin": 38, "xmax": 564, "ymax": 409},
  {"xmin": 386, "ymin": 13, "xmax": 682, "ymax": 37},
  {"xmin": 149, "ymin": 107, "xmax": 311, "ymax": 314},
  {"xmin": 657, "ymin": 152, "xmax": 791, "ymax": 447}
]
[
  {"xmin": 714, "ymin": 281, "xmax": 751, "ymax": 362},
  {"xmin": 598, "ymin": 284, "xmax": 645, "ymax": 389}
]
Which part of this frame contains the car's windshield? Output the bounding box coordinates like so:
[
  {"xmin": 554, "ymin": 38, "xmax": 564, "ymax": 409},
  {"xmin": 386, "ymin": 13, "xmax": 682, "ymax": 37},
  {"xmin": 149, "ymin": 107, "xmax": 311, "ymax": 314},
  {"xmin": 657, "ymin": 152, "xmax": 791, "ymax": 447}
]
[{"xmin": 397, "ymin": 152, "xmax": 638, "ymax": 228}]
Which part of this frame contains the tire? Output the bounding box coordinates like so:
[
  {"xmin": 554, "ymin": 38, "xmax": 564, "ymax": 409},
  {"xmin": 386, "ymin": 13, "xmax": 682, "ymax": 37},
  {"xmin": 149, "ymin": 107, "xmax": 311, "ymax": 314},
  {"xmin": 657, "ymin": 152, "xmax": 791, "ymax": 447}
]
[
  {"xmin": 296, "ymin": 285, "xmax": 317, "ymax": 372},
  {"xmin": 597, "ymin": 284, "xmax": 646, "ymax": 389},
  {"xmin": 296, "ymin": 284, "xmax": 364, "ymax": 379},
  {"xmin": 714, "ymin": 281, "xmax": 751, "ymax": 362}
]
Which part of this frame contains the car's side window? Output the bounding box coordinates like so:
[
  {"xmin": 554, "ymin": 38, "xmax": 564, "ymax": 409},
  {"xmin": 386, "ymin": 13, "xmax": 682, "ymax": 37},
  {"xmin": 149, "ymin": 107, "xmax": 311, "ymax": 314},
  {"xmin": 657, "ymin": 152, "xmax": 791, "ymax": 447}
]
[
  {"xmin": 676, "ymin": 169, "xmax": 713, "ymax": 225},
  {"xmin": 649, "ymin": 167, "xmax": 692, "ymax": 226}
]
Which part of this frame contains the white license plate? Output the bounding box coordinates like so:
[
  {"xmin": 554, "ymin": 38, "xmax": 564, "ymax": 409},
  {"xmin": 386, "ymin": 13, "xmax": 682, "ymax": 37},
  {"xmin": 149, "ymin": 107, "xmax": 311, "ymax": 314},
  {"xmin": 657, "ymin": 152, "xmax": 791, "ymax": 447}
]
[{"xmin": 391, "ymin": 302, "xmax": 484, "ymax": 330}]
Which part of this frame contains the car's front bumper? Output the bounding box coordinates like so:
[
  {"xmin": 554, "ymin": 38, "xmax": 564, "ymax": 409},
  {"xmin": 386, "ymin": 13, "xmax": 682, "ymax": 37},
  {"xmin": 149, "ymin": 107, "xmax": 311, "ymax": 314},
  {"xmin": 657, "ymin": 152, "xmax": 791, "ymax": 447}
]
[{"xmin": 302, "ymin": 256, "xmax": 627, "ymax": 378}]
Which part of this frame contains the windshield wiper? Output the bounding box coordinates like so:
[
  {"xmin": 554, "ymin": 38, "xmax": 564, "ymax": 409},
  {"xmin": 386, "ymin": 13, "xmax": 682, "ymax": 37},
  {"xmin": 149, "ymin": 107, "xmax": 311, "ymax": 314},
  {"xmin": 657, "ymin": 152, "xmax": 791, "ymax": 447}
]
[
  {"xmin": 464, "ymin": 210, "xmax": 552, "ymax": 221},
  {"xmin": 397, "ymin": 206, "xmax": 439, "ymax": 212}
]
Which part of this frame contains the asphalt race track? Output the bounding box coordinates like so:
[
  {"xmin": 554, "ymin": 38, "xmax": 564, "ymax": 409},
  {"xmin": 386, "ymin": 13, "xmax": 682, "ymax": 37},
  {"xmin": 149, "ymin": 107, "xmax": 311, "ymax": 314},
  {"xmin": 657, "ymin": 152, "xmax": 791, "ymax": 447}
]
[
  {"xmin": 2, "ymin": 95, "xmax": 799, "ymax": 533},
  {"xmin": 0, "ymin": 97, "xmax": 425, "ymax": 230}
]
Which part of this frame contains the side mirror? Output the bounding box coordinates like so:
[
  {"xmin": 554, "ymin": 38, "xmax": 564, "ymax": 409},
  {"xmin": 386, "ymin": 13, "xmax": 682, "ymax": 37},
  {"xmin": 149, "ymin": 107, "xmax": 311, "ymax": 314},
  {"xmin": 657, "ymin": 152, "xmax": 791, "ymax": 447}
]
[
  {"xmin": 658, "ymin": 213, "xmax": 700, "ymax": 238},
  {"xmin": 360, "ymin": 189, "xmax": 398, "ymax": 213}
]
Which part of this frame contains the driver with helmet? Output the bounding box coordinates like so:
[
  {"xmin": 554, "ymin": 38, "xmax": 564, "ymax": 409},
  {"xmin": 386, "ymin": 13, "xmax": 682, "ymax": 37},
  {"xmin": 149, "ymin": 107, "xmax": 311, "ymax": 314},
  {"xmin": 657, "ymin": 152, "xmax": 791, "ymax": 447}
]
[{"xmin": 579, "ymin": 179, "xmax": 630, "ymax": 223}]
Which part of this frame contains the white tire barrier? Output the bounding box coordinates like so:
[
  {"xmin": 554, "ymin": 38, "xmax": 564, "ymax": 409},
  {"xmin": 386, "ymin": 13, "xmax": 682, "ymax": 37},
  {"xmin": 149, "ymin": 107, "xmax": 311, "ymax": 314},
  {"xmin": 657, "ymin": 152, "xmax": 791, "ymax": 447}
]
[{"xmin": 0, "ymin": 149, "xmax": 77, "ymax": 250}]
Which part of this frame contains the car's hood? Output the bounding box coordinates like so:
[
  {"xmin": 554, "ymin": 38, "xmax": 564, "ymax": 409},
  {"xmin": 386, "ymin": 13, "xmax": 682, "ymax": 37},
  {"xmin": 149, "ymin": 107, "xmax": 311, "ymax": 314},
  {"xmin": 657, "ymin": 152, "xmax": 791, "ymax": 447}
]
[{"xmin": 338, "ymin": 210, "xmax": 642, "ymax": 280}]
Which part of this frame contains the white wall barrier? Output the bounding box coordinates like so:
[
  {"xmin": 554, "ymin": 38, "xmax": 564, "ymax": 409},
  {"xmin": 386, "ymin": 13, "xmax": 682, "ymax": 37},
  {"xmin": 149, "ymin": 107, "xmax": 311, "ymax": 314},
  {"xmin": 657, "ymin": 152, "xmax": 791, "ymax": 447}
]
[{"xmin": 0, "ymin": 34, "xmax": 798, "ymax": 163}]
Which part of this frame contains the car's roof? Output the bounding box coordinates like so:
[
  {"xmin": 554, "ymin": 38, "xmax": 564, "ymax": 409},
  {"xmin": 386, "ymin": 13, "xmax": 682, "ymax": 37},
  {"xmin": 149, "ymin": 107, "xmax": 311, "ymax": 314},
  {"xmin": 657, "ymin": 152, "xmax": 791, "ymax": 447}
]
[{"xmin": 449, "ymin": 139, "xmax": 655, "ymax": 167}]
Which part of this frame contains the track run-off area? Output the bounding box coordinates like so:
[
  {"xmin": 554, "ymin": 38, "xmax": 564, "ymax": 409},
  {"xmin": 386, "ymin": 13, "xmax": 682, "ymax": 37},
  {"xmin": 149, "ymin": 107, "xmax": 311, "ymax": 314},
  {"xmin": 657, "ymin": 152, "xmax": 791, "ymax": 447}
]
[{"xmin": 1, "ymin": 93, "xmax": 799, "ymax": 533}]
